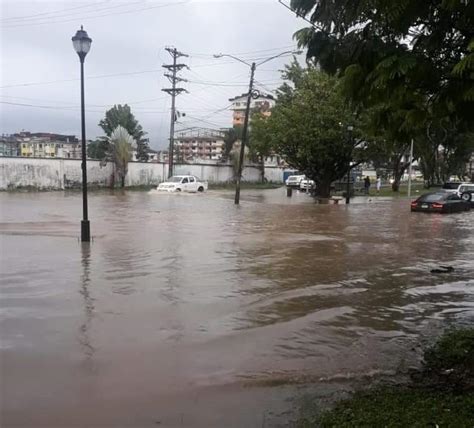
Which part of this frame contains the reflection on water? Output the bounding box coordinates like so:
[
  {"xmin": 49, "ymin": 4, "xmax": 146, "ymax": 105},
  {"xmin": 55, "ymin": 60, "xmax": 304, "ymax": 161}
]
[
  {"xmin": 79, "ymin": 243, "xmax": 95, "ymax": 361},
  {"xmin": 0, "ymin": 189, "xmax": 473, "ymax": 426}
]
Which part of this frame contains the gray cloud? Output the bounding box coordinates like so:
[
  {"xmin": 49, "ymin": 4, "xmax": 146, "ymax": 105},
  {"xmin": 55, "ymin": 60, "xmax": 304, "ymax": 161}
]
[{"xmin": 1, "ymin": 0, "xmax": 304, "ymax": 149}]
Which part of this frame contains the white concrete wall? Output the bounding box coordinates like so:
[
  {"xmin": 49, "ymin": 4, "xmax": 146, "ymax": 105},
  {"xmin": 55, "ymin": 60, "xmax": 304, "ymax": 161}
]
[
  {"xmin": 0, "ymin": 157, "xmax": 112, "ymax": 190},
  {"xmin": 0, "ymin": 157, "xmax": 285, "ymax": 190}
]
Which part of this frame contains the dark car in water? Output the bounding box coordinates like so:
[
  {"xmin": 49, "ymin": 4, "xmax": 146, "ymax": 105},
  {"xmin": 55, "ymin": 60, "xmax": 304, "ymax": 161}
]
[{"xmin": 411, "ymin": 192, "xmax": 471, "ymax": 213}]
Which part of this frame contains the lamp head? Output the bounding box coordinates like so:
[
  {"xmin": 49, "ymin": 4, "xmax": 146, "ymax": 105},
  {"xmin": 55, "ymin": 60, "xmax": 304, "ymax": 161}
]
[{"xmin": 72, "ymin": 25, "xmax": 92, "ymax": 61}]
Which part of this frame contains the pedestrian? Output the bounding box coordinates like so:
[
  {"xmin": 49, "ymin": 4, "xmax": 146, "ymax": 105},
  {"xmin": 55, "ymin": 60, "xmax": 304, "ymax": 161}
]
[
  {"xmin": 376, "ymin": 177, "xmax": 382, "ymax": 193},
  {"xmin": 364, "ymin": 176, "xmax": 371, "ymax": 195}
]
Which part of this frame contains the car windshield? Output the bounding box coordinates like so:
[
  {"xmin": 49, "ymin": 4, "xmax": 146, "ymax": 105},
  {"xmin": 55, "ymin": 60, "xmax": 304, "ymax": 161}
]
[
  {"xmin": 442, "ymin": 182, "xmax": 461, "ymax": 190},
  {"xmin": 419, "ymin": 193, "xmax": 447, "ymax": 202},
  {"xmin": 168, "ymin": 176, "xmax": 183, "ymax": 183}
]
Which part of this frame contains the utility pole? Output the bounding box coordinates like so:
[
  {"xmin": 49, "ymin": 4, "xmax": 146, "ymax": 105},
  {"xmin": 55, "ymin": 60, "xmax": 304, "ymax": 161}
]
[
  {"xmin": 235, "ymin": 62, "xmax": 256, "ymax": 205},
  {"xmin": 214, "ymin": 49, "xmax": 300, "ymax": 205},
  {"xmin": 346, "ymin": 125, "xmax": 354, "ymax": 204},
  {"xmin": 162, "ymin": 47, "xmax": 188, "ymax": 178},
  {"xmin": 407, "ymin": 138, "xmax": 414, "ymax": 198}
]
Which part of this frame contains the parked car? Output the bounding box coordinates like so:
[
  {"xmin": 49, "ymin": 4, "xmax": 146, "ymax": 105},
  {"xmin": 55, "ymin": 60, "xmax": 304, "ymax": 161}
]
[
  {"xmin": 457, "ymin": 183, "xmax": 474, "ymax": 201},
  {"xmin": 441, "ymin": 181, "xmax": 463, "ymax": 192},
  {"xmin": 441, "ymin": 182, "xmax": 474, "ymax": 202},
  {"xmin": 285, "ymin": 175, "xmax": 305, "ymax": 188},
  {"xmin": 156, "ymin": 175, "xmax": 208, "ymax": 193},
  {"xmin": 299, "ymin": 178, "xmax": 315, "ymax": 192},
  {"xmin": 411, "ymin": 192, "xmax": 471, "ymax": 213}
]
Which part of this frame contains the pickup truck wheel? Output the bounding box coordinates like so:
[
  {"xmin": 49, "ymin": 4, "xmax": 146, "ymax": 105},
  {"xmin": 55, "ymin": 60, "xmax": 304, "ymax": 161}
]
[
  {"xmin": 197, "ymin": 186, "xmax": 204, "ymax": 192},
  {"xmin": 461, "ymin": 192, "xmax": 472, "ymax": 202},
  {"xmin": 176, "ymin": 188, "xmax": 181, "ymax": 192}
]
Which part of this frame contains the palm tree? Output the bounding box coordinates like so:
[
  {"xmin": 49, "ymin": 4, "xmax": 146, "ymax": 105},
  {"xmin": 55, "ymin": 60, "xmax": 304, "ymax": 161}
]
[{"xmin": 109, "ymin": 126, "xmax": 134, "ymax": 188}]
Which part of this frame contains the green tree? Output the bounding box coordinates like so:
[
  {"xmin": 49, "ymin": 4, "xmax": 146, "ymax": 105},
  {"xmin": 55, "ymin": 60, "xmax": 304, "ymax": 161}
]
[
  {"xmin": 99, "ymin": 104, "xmax": 150, "ymax": 162},
  {"xmin": 292, "ymin": 0, "xmax": 473, "ymax": 124},
  {"xmin": 249, "ymin": 112, "xmax": 274, "ymax": 183},
  {"xmin": 87, "ymin": 137, "xmax": 109, "ymax": 160},
  {"xmin": 292, "ymin": 0, "xmax": 474, "ymax": 186},
  {"xmin": 222, "ymin": 126, "xmax": 243, "ymax": 162},
  {"xmin": 252, "ymin": 66, "xmax": 364, "ymax": 198},
  {"xmin": 109, "ymin": 126, "xmax": 133, "ymax": 188}
]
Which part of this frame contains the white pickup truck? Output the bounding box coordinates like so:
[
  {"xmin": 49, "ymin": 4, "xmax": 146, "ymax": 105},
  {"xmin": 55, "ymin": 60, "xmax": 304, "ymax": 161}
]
[{"xmin": 156, "ymin": 175, "xmax": 208, "ymax": 193}]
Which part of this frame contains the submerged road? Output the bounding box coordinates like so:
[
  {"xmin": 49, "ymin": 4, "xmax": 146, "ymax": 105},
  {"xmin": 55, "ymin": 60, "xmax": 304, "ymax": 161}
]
[{"xmin": 1, "ymin": 189, "xmax": 473, "ymax": 427}]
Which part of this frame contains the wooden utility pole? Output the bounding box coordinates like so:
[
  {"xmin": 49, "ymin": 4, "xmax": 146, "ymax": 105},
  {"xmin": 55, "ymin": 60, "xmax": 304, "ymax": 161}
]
[
  {"xmin": 234, "ymin": 62, "xmax": 256, "ymax": 205},
  {"xmin": 162, "ymin": 47, "xmax": 188, "ymax": 178}
]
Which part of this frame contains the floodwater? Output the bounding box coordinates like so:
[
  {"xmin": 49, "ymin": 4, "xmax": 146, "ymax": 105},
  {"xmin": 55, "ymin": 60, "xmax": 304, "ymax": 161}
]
[{"xmin": 1, "ymin": 189, "xmax": 473, "ymax": 427}]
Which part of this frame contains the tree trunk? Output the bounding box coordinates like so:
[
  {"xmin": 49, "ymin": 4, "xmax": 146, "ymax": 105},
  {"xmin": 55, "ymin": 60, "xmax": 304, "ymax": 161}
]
[
  {"xmin": 121, "ymin": 175, "xmax": 125, "ymax": 188},
  {"xmin": 318, "ymin": 180, "xmax": 332, "ymax": 198},
  {"xmin": 392, "ymin": 175, "xmax": 401, "ymax": 192},
  {"xmin": 391, "ymin": 155, "xmax": 409, "ymax": 192},
  {"xmin": 260, "ymin": 155, "xmax": 265, "ymax": 183}
]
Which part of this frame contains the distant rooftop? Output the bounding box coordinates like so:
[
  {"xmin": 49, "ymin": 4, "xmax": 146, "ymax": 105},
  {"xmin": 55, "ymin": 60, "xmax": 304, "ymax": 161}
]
[{"xmin": 229, "ymin": 92, "xmax": 275, "ymax": 102}]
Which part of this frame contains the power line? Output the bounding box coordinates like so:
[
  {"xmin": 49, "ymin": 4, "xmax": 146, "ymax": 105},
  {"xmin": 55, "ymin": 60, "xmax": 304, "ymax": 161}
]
[
  {"xmin": 0, "ymin": 100, "xmax": 176, "ymax": 116},
  {"xmin": 0, "ymin": 95, "xmax": 167, "ymax": 108},
  {"xmin": 2, "ymin": 1, "xmax": 189, "ymax": 28},
  {"xmin": 188, "ymin": 44, "xmax": 297, "ymax": 59},
  {"xmin": 0, "ymin": 66, "xmax": 269, "ymax": 90},
  {"xmin": 0, "ymin": 69, "xmax": 162, "ymax": 89},
  {"xmin": 0, "ymin": 1, "xmax": 111, "ymax": 22},
  {"xmin": 181, "ymin": 115, "xmax": 227, "ymax": 129}
]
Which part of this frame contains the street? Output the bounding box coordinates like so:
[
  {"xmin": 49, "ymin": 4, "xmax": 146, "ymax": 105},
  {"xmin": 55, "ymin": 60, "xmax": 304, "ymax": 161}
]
[{"xmin": 1, "ymin": 189, "xmax": 473, "ymax": 427}]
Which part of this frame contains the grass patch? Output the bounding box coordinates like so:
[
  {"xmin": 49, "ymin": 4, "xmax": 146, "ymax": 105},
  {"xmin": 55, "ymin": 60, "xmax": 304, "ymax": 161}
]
[
  {"xmin": 298, "ymin": 328, "xmax": 474, "ymax": 428},
  {"xmin": 365, "ymin": 183, "xmax": 426, "ymax": 197},
  {"xmin": 421, "ymin": 327, "xmax": 474, "ymax": 390},
  {"xmin": 301, "ymin": 388, "xmax": 474, "ymax": 428},
  {"xmin": 208, "ymin": 182, "xmax": 282, "ymax": 190}
]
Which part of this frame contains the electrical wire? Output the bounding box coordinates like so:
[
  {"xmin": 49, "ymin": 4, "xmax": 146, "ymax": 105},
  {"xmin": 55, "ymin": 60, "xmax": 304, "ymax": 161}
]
[
  {"xmin": 0, "ymin": 1, "xmax": 111, "ymax": 22},
  {"xmin": 2, "ymin": 1, "xmax": 189, "ymax": 28},
  {"xmin": 0, "ymin": 69, "xmax": 162, "ymax": 89},
  {"xmin": 188, "ymin": 44, "xmax": 297, "ymax": 59}
]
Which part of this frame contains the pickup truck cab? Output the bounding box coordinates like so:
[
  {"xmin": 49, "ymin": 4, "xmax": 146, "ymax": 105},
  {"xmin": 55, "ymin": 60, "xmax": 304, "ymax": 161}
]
[
  {"xmin": 285, "ymin": 175, "xmax": 305, "ymax": 188},
  {"xmin": 442, "ymin": 182, "xmax": 474, "ymax": 202},
  {"xmin": 156, "ymin": 175, "xmax": 208, "ymax": 193}
]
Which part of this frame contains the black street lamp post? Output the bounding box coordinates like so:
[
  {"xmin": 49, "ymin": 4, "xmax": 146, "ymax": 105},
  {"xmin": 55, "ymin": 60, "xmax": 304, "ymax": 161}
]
[{"xmin": 72, "ymin": 26, "xmax": 92, "ymax": 242}]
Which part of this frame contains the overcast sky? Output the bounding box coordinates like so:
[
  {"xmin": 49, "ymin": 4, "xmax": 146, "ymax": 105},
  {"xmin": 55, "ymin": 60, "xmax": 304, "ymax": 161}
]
[{"xmin": 0, "ymin": 0, "xmax": 306, "ymax": 149}]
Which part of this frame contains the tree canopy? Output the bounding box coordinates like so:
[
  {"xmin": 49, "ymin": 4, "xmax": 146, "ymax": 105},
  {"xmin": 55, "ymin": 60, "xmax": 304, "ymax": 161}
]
[
  {"xmin": 252, "ymin": 65, "xmax": 364, "ymax": 197},
  {"xmin": 99, "ymin": 104, "xmax": 150, "ymax": 161},
  {"xmin": 292, "ymin": 0, "xmax": 473, "ymax": 125},
  {"xmin": 291, "ymin": 0, "xmax": 474, "ymax": 183}
]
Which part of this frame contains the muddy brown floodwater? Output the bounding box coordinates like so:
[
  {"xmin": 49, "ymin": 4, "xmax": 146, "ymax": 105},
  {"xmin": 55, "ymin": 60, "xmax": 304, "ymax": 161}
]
[{"xmin": 1, "ymin": 189, "xmax": 473, "ymax": 427}]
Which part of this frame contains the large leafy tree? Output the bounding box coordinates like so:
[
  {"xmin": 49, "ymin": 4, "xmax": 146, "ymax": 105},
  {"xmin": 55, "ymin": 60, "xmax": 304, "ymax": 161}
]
[
  {"xmin": 99, "ymin": 104, "xmax": 150, "ymax": 162},
  {"xmin": 87, "ymin": 138, "xmax": 109, "ymax": 160},
  {"xmin": 292, "ymin": 0, "xmax": 473, "ymax": 121},
  {"xmin": 109, "ymin": 126, "xmax": 133, "ymax": 188},
  {"xmin": 249, "ymin": 112, "xmax": 274, "ymax": 182},
  {"xmin": 252, "ymin": 66, "xmax": 364, "ymax": 198},
  {"xmin": 222, "ymin": 126, "xmax": 243, "ymax": 162},
  {"xmin": 292, "ymin": 0, "xmax": 474, "ymax": 185}
]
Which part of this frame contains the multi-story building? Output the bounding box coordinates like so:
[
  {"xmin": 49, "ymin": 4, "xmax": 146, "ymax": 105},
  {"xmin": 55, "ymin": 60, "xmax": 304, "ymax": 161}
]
[
  {"xmin": 8, "ymin": 132, "xmax": 81, "ymax": 158},
  {"xmin": 229, "ymin": 93, "xmax": 275, "ymax": 127},
  {"xmin": 0, "ymin": 135, "xmax": 20, "ymax": 156},
  {"xmin": 174, "ymin": 128, "xmax": 226, "ymax": 161}
]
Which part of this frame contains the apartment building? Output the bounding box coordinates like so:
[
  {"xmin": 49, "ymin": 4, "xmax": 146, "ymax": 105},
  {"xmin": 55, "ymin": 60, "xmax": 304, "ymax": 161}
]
[
  {"xmin": 229, "ymin": 93, "xmax": 275, "ymax": 127},
  {"xmin": 174, "ymin": 128, "xmax": 226, "ymax": 161}
]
